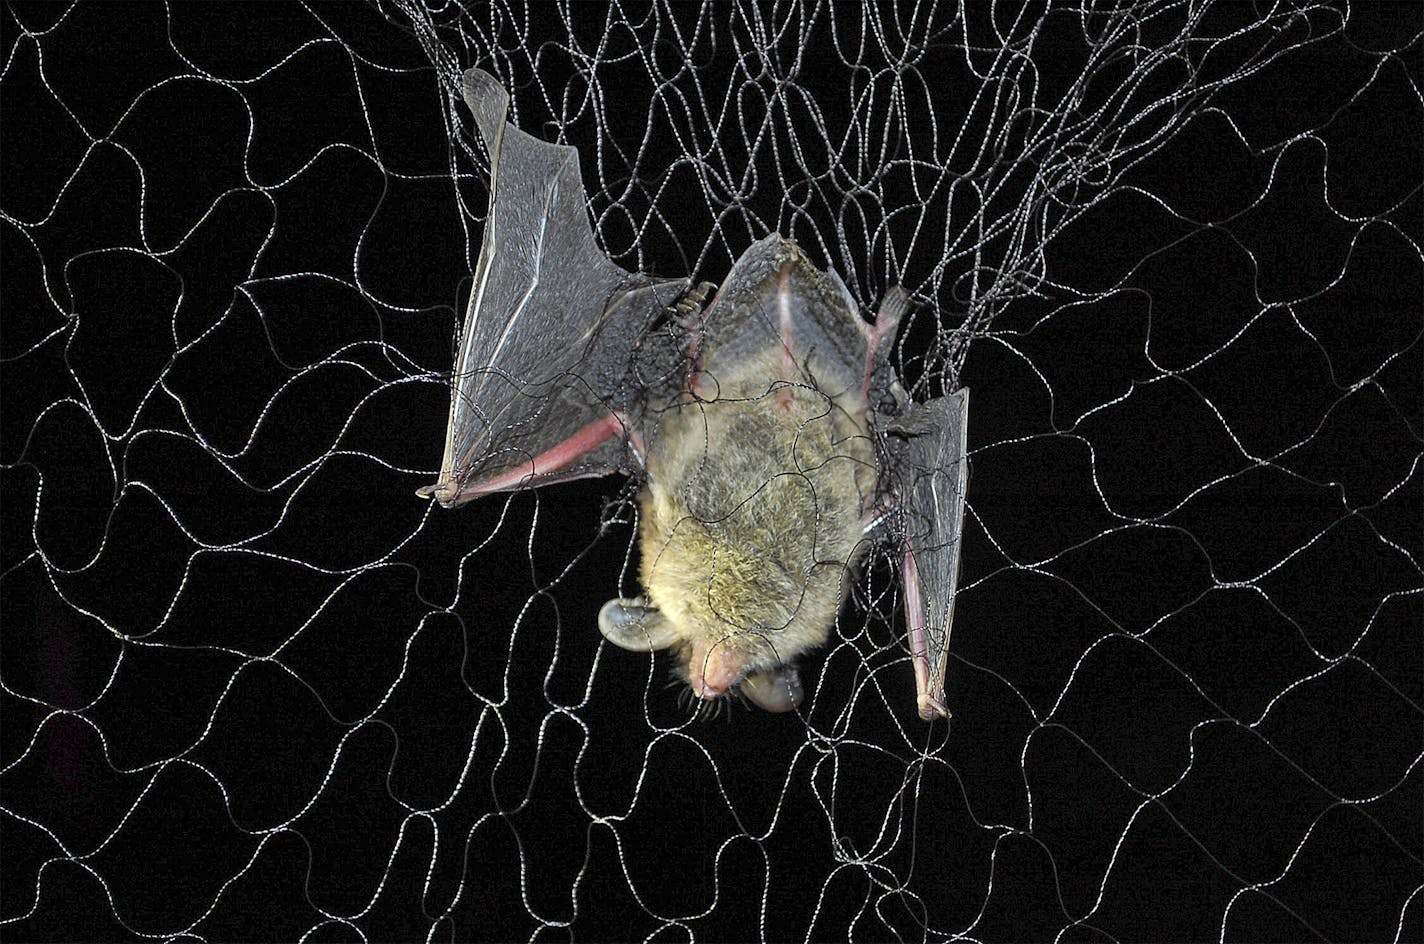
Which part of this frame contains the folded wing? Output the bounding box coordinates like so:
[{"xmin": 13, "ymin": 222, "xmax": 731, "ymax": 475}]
[{"xmin": 894, "ymin": 390, "xmax": 971, "ymax": 720}]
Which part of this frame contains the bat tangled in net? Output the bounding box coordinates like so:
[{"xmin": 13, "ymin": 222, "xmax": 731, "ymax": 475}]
[{"xmin": 421, "ymin": 70, "xmax": 969, "ymax": 720}]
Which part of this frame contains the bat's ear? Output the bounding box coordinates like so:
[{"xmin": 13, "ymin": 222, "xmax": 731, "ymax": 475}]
[
  {"xmin": 740, "ymin": 666, "xmax": 804, "ymax": 713},
  {"xmin": 598, "ymin": 598, "xmax": 681, "ymax": 652}
]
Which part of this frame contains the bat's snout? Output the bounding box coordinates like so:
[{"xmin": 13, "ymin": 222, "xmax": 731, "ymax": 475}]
[{"xmin": 689, "ymin": 639, "xmax": 744, "ymax": 701}]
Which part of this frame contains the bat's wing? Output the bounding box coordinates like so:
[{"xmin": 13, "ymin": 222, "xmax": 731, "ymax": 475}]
[
  {"xmin": 893, "ymin": 390, "xmax": 970, "ymax": 721},
  {"xmin": 420, "ymin": 69, "xmax": 689, "ymax": 507}
]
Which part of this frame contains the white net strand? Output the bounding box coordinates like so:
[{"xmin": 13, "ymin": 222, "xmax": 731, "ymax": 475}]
[{"xmin": 1, "ymin": 2, "xmax": 1421, "ymax": 941}]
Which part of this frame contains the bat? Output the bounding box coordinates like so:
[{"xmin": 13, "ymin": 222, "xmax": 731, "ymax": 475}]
[{"xmin": 421, "ymin": 69, "xmax": 969, "ymax": 721}]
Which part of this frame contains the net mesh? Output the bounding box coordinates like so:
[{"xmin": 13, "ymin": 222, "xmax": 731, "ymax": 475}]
[{"xmin": 2, "ymin": 2, "xmax": 1421, "ymax": 940}]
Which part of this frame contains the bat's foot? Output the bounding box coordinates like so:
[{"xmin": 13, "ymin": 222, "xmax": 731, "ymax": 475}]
[{"xmin": 670, "ymin": 280, "xmax": 716, "ymax": 322}]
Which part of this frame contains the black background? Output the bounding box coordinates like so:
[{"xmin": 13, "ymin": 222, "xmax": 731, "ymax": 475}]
[{"xmin": 2, "ymin": 3, "xmax": 1421, "ymax": 942}]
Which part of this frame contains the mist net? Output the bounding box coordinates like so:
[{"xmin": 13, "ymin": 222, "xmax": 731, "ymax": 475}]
[{"xmin": 2, "ymin": 2, "xmax": 1420, "ymax": 941}]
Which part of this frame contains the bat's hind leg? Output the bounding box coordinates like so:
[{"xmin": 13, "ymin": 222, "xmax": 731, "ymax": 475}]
[{"xmin": 862, "ymin": 286, "xmax": 909, "ymax": 405}]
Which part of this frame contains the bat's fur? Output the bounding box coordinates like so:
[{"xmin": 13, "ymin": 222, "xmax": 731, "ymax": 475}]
[{"xmin": 637, "ymin": 342, "xmax": 877, "ymax": 698}]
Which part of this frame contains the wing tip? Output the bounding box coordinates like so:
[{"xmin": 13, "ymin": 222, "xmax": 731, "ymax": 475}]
[{"xmin": 461, "ymin": 67, "xmax": 511, "ymax": 142}]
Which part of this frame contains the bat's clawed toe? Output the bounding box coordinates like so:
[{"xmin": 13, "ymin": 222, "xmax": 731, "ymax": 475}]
[{"xmin": 670, "ymin": 280, "xmax": 716, "ymax": 322}]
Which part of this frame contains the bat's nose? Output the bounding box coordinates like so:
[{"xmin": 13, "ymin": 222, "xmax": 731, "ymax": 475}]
[{"xmin": 689, "ymin": 638, "xmax": 743, "ymax": 700}]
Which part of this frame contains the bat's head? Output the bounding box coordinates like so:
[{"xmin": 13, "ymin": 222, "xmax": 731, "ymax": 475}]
[{"xmin": 597, "ymin": 596, "xmax": 807, "ymax": 713}]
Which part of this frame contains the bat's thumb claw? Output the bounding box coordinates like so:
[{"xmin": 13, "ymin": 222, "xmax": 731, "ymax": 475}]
[
  {"xmin": 416, "ymin": 478, "xmax": 465, "ymax": 506},
  {"xmin": 416, "ymin": 482, "xmax": 452, "ymax": 502}
]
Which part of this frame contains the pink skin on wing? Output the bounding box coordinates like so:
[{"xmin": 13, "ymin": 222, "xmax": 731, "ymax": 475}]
[{"xmin": 424, "ymin": 410, "xmax": 630, "ymax": 507}]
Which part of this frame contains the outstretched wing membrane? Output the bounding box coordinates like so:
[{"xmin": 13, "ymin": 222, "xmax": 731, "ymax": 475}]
[{"xmin": 420, "ymin": 69, "xmax": 688, "ymax": 507}]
